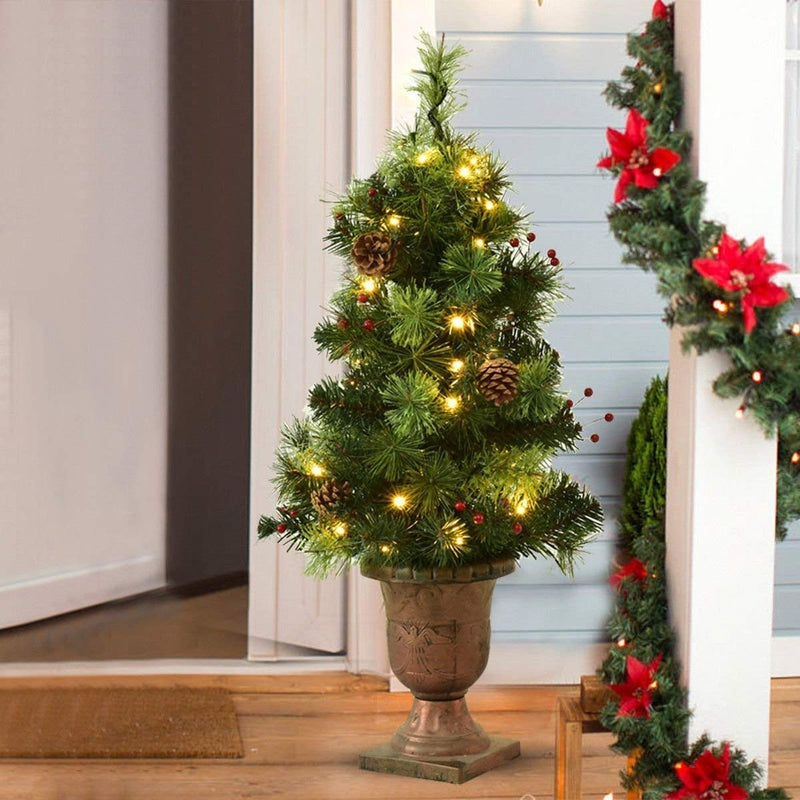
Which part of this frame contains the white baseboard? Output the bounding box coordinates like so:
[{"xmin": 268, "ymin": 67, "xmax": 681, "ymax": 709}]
[
  {"xmin": 388, "ymin": 635, "xmax": 800, "ymax": 691},
  {"xmin": 0, "ymin": 555, "xmax": 164, "ymax": 629},
  {"xmin": 772, "ymin": 635, "xmax": 800, "ymax": 677}
]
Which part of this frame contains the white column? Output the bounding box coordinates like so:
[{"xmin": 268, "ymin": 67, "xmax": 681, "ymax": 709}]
[{"xmin": 666, "ymin": 0, "xmax": 785, "ymax": 775}]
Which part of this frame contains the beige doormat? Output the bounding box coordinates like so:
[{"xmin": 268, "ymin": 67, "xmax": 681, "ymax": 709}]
[{"xmin": 0, "ymin": 687, "xmax": 243, "ymax": 758}]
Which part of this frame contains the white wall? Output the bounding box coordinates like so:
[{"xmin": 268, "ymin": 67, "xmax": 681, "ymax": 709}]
[{"xmin": 0, "ymin": 1, "xmax": 168, "ymax": 628}]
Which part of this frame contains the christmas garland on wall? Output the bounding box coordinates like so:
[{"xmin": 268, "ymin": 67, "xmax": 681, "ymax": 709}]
[
  {"xmin": 597, "ymin": 0, "xmax": 800, "ymax": 538},
  {"xmin": 601, "ymin": 377, "xmax": 789, "ymax": 799},
  {"xmin": 596, "ymin": 4, "xmax": 795, "ymax": 798}
]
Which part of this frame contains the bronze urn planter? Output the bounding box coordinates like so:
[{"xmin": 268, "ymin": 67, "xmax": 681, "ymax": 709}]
[{"xmin": 358, "ymin": 559, "xmax": 520, "ymax": 783}]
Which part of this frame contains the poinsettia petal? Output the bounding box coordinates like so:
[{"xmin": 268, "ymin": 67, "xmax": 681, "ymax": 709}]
[
  {"xmin": 625, "ymin": 109, "xmax": 648, "ymax": 146},
  {"xmin": 726, "ymin": 784, "xmax": 749, "ymax": 800},
  {"xmin": 649, "ymin": 653, "xmax": 663, "ymax": 673},
  {"xmin": 607, "ymin": 128, "xmax": 633, "ymax": 160},
  {"xmin": 614, "ymin": 169, "xmax": 633, "ymax": 204},
  {"xmin": 693, "ymin": 257, "xmax": 735, "ymax": 290},
  {"xmin": 717, "ymin": 232, "xmax": 743, "ymax": 266},
  {"xmin": 597, "ymin": 155, "xmax": 614, "ymax": 169},
  {"xmin": 742, "ymin": 236, "xmax": 767, "ymax": 266},
  {"xmin": 626, "ymin": 655, "xmax": 649, "ymax": 684},
  {"xmin": 751, "ymin": 282, "xmax": 789, "ymax": 308},
  {"xmin": 742, "ymin": 298, "xmax": 757, "ymax": 334},
  {"xmin": 756, "ymin": 260, "xmax": 791, "ymax": 280},
  {"xmin": 651, "ymin": 147, "xmax": 681, "ymax": 173},
  {"xmin": 634, "ymin": 169, "xmax": 660, "ymax": 190},
  {"xmin": 652, "ymin": 0, "xmax": 669, "ymax": 19}
]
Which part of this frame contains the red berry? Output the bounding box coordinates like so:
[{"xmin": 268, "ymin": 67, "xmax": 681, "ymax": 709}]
[
  {"xmin": 512, "ymin": 522, "xmax": 523, "ymax": 534},
  {"xmin": 526, "ymin": 232, "xmax": 536, "ymax": 242},
  {"xmin": 337, "ymin": 318, "xmax": 349, "ymax": 329},
  {"xmin": 289, "ymin": 509, "xmax": 298, "ymax": 518},
  {"xmin": 550, "ymin": 257, "xmax": 560, "ymax": 266},
  {"xmin": 357, "ymin": 293, "xmax": 368, "ymax": 303},
  {"xmin": 509, "ymin": 237, "xmax": 520, "ymax": 248},
  {"xmin": 454, "ymin": 500, "xmax": 467, "ymax": 512},
  {"xmin": 605, "ymin": 412, "xmax": 615, "ymax": 422},
  {"xmin": 566, "ymin": 399, "xmax": 574, "ymax": 408},
  {"xmin": 276, "ymin": 524, "xmax": 287, "ymax": 533},
  {"xmin": 473, "ymin": 513, "xmax": 485, "ymax": 525},
  {"xmin": 363, "ymin": 319, "xmax": 376, "ymax": 331},
  {"xmin": 368, "ymin": 188, "xmax": 377, "ymax": 197},
  {"xmin": 590, "ymin": 433, "xmax": 600, "ymax": 443},
  {"xmin": 547, "ymin": 248, "xmax": 556, "ymax": 258},
  {"xmin": 584, "ymin": 387, "xmax": 594, "ymax": 397}
]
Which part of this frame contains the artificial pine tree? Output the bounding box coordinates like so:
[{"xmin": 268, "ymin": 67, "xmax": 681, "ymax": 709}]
[{"xmin": 258, "ymin": 34, "xmax": 602, "ymax": 577}]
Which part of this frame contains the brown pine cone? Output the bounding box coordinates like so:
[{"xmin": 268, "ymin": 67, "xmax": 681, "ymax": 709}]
[
  {"xmin": 310, "ymin": 479, "xmax": 352, "ymax": 516},
  {"xmin": 477, "ymin": 358, "xmax": 520, "ymax": 405},
  {"xmin": 350, "ymin": 232, "xmax": 397, "ymax": 278}
]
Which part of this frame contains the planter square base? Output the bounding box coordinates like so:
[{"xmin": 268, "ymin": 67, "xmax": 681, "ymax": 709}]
[{"xmin": 358, "ymin": 737, "xmax": 521, "ymax": 783}]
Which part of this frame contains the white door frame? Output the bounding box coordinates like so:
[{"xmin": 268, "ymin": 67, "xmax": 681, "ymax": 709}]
[{"xmin": 248, "ymin": 0, "xmax": 434, "ymax": 673}]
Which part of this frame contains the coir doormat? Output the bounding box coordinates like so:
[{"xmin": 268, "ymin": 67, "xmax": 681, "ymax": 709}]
[{"xmin": 0, "ymin": 687, "xmax": 243, "ymax": 758}]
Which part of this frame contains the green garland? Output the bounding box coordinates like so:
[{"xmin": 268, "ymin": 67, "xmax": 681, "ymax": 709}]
[
  {"xmin": 598, "ymin": 5, "xmax": 794, "ymax": 798},
  {"xmin": 597, "ymin": 2, "xmax": 800, "ymax": 538}
]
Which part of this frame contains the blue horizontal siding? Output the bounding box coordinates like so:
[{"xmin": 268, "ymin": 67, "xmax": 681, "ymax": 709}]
[{"xmin": 440, "ymin": 0, "xmax": 800, "ymax": 646}]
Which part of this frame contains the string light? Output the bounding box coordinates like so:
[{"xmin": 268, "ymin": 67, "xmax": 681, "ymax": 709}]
[
  {"xmin": 712, "ymin": 299, "xmax": 728, "ymax": 314},
  {"xmin": 652, "ymin": 167, "xmax": 663, "ymax": 177},
  {"xmin": 735, "ymin": 406, "xmax": 746, "ymax": 419},
  {"xmin": 616, "ymin": 638, "xmax": 627, "ymax": 648},
  {"xmin": 792, "ymin": 452, "xmax": 800, "ymax": 465},
  {"xmin": 387, "ymin": 215, "xmax": 401, "ymax": 228},
  {"xmin": 483, "ymin": 198, "xmax": 496, "ymax": 211},
  {"xmin": 361, "ymin": 277, "xmax": 377, "ymax": 293},
  {"xmin": 454, "ymin": 535, "xmax": 465, "ymax": 546},
  {"xmin": 751, "ymin": 370, "xmax": 763, "ymax": 383},
  {"xmin": 448, "ymin": 313, "xmax": 474, "ymax": 334},
  {"xmin": 415, "ymin": 149, "xmax": 436, "ymax": 165},
  {"xmin": 450, "ymin": 359, "xmax": 465, "ymax": 373},
  {"xmin": 457, "ymin": 165, "xmax": 472, "ymax": 179},
  {"xmin": 391, "ymin": 494, "xmax": 408, "ymax": 510},
  {"xmin": 309, "ymin": 463, "xmax": 324, "ymax": 477},
  {"xmin": 649, "ymin": 679, "xmax": 659, "ymax": 690},
  {"xmin": 469, "ymin": 155, "xmax": 479, "ymax": 166},
  {"xmin": 514, "ymin": 499, "xmax": 529, "ymax": 516},
  {"xmin": 711, "ymin": 245, "xmax": 720, "ymax": 255},
  {"xmin": 792, "ymin": 323, "xmax": 800, "ymax": 335},
  {"xmin": 473, "ymin": 237, "xmax": 486, "ymax": 249},
  {"xmin": 334, "ymin": 523, "xmax": 347, "ymax": 537},
  {"xmin": 444, "ymin": 396, "xmax": 461, "ymax": 412},
  {"xmin": 653, "ymin": 82, "xmax": 663, "ymax": 94},
  {"xmin": 380, "ymin": 544, "xmax": 392, "ymax": 554}
]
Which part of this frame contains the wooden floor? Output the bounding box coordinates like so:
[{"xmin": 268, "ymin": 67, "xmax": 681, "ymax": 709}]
[
  {"xmin": 0, "ymin": 586, "xmax": 250, "ymax": 662},
  {"xmin": 0, "ymin": 673, "xmax": 797, "ymax": 800}
]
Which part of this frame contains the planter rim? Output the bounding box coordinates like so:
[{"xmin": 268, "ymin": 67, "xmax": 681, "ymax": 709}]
[{"xmin": 360, "ymin": 558, "xmax": 515, "ymax": 584}]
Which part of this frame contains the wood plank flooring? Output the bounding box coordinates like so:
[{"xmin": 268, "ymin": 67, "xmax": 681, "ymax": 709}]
[{"xmin": 0, "ymin": 673, "xmax": 796, "ymax": 800}]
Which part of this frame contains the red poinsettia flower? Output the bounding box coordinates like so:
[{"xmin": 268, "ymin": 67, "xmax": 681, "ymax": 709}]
[
  {"xmin": 693, "ymin": 232, "xmax": 790, "ymax": 334},
  {"xmin": 609, "ymin": 654, "xmax": 663, "ymax": 719},
  {"xmin": 652, "ymin": 0, "xmax": 671, "ymax": 20},
  {"xmin": 597, "ymin": 110, "xmax": 681, "ymax": 203},
  {"xmin": 610, "ymin": 557, "xmax": 649, "ymax": 589},
  {"xmin": 666, "ymin": 743, "xmax": 748, "ymax": 800}
]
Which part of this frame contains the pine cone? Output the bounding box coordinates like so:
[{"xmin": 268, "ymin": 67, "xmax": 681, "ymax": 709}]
[
  {"xmin": 310, "ymin": 479, "xmax": 352, "ymax": 516},
  {"xmin": 478, "ymin": 358, "xmax": 520, "ymax": 405},
  {"xmin": 351, "ymin": 232, "xmax": 397, "ymax": 278}
]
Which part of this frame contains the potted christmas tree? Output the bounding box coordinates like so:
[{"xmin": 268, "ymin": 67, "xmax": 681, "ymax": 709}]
[{"xmin": 258, "ymin": 34, "xmax": 602, "ymax": 782}]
